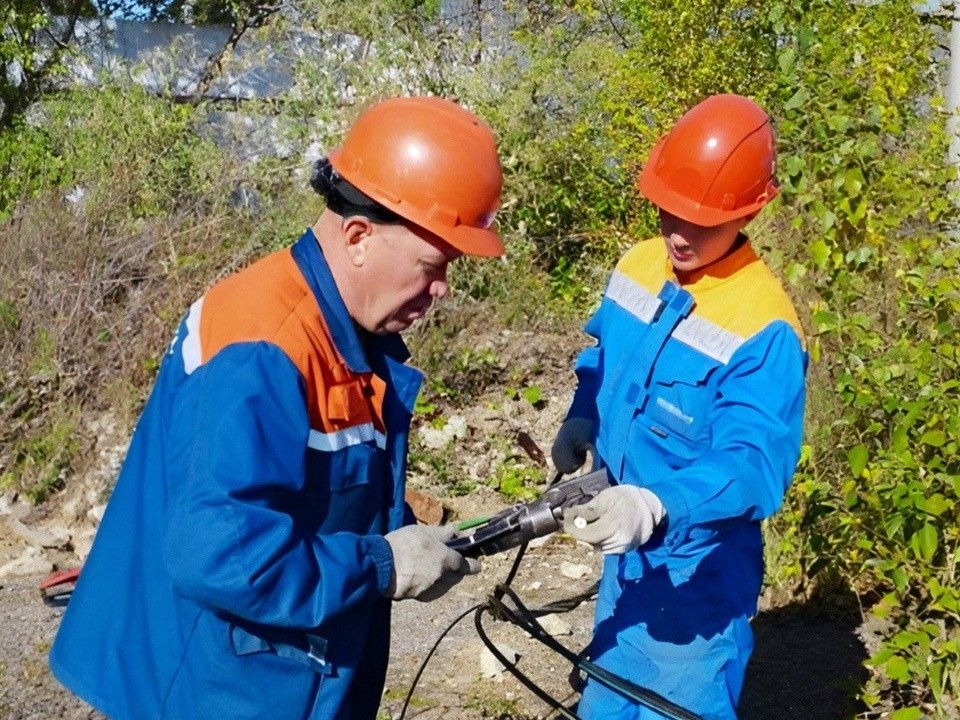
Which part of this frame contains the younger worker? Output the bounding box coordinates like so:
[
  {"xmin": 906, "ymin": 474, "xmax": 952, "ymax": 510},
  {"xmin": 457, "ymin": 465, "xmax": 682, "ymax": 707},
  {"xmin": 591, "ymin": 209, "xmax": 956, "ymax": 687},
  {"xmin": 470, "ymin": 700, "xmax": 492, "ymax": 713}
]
[
  {"xmin": 552, "ymin": 94, "xmax": 808, "ymax": 719},
  {"xmin": 51, "ymin": 96, "xmax": 504, "ymax": 720}
]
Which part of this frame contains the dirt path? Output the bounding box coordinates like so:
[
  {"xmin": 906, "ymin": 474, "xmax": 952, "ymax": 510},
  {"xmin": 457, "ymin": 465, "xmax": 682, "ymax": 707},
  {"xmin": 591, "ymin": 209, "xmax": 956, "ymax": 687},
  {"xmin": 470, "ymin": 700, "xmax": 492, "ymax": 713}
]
[{"xmin": 1, "ymin": 538, "xmax": 867, "ymax": 720}]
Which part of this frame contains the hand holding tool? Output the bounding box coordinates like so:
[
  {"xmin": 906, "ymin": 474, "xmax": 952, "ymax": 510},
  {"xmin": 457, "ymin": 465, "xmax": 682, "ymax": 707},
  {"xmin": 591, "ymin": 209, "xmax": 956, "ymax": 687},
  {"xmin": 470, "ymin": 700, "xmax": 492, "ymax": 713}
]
[
  {"xmin": 385, "ymin": 524, "xmax": 480, "ymax": 601},
  {"xmin": 446, "ymin": 468, "xmax": 611, "ymax": 558},
  {"xmin": 562, "ymin": 485, "xmax": 664, "ymax": 554}
]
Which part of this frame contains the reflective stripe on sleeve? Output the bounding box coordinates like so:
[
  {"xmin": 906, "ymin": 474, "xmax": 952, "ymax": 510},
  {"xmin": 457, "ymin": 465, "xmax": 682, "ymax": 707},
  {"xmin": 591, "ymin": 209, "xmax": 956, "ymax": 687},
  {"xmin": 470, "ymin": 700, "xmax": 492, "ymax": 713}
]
[{"xmin": 182, "ymin": 297, "xmax": 205, "ymax": 375}]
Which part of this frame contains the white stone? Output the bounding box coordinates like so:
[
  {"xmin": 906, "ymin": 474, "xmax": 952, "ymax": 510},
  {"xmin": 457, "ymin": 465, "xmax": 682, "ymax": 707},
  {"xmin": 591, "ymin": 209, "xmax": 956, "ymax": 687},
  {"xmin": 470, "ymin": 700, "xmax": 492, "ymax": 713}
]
[
  {"xmin": 560, "ymin": 561, "xmax": 592, "ymax": 580},
  {"xmin": 479, "ymin": 643, "xmax": 521, "ymax": 681},
  {"xmin": 71, "ymin": 527, "xmax": 98, "ymax": 561},
  {"xmin": 536, "ymin": 613, "xmax": 572, "ymax": 637},
  {"xmin": 0, "ymin": 547, "xmax": 54, "ymax": 579},
  {"xmin": 418, "ymin": 414, "xmax": 469, "ymax": 450},
  {"xmin": 2, "ymin": 516, "xmax": 71, "ymax": 549}
]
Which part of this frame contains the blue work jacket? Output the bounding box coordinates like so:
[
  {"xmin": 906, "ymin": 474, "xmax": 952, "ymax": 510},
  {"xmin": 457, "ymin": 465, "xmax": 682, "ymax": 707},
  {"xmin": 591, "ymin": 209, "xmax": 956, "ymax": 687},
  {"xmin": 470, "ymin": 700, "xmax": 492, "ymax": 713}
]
[
  {"xmin": 568, "ymin": 236, "xmax": 807, "ymax": 632},
  {"xmin": 50, "ymin": 229, "xmax": 423, "ymax": 719}
]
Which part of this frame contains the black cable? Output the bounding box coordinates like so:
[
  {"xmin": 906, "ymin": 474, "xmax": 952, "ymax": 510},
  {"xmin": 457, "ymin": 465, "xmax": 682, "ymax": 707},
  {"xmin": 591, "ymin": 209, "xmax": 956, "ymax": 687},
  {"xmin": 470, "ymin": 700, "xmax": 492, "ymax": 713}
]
[
  {"xmin": 483, "ymin": 586, "xmax": 703, "ymax": 720},
  {"xmin": 494, "ymin": 541, "xmax": 526, "ymax": 601},
  {"xmin": 397, "ymin": 602, "xmax": 482, "ymax": 720},
  {"xmin": 398, "ymin": 466, "xmax": 701, "ymax": 720},
  {"xmin": 474, "ymin": 604, "xmax": 579, "ymax": 720},
  {"xmin": 397, "ymin": 540, "xmax": 531, "ymax": 720}
]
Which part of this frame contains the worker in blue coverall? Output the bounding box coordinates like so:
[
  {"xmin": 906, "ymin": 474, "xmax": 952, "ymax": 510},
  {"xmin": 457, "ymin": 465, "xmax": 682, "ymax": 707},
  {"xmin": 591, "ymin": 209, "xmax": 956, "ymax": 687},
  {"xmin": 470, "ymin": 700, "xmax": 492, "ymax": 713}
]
[
  {"xmin": 551, "ymin": 94, "xmax": 808, "ymax": 720},
  {"xmin": 50, "ymin": 96, "xmax": 505, "ymax": 720}
]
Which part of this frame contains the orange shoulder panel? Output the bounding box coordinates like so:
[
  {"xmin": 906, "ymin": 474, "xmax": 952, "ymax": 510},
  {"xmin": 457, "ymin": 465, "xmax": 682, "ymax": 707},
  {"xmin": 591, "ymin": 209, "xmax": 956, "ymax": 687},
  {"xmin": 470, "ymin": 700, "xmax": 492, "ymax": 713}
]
[{"xmin": 198, "ymin": 248, "xmax": 386, "ymax": 434}]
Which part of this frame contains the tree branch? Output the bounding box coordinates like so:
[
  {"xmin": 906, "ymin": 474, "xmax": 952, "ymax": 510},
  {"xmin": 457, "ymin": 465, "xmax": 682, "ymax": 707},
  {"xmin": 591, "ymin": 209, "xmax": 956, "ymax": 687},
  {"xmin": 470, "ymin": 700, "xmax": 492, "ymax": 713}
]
[{"xmin": 188, "ymin": 2, "xmax": 283, "ymax": 105}]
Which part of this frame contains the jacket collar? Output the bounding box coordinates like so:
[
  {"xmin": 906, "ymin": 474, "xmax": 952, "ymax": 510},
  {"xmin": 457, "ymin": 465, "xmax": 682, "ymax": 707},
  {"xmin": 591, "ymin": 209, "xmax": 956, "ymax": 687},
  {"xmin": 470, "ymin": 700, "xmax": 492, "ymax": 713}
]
[
  {"xmin": 290, "ymin": 228, "xmax": 411, "ymax": 374},
  {"xmin": 665, "ymin": 234, "xmax": 758, "ymax": 289}
]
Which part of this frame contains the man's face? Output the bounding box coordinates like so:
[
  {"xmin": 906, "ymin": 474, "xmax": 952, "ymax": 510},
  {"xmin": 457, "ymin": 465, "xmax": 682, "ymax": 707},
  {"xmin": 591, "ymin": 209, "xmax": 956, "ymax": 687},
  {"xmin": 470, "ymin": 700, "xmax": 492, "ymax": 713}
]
[
  {"xmin": 352, "ymin": 220, "xmax": 461, "ymax": 335},
  {"xmin": 659, "ymin": 209, "xmax": 746, "ymax": 276}
]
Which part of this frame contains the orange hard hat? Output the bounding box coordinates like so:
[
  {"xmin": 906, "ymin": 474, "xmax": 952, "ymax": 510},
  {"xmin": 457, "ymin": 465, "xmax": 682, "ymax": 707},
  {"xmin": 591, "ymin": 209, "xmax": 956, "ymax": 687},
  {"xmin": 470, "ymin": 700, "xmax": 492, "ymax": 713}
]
[
  {"xmin": 638, "ymin": 94, "xmax": 779, "ymax": 227},
  {"xmin": 328, "ymin": 96, "xmax": 504, "ymax": 257}
]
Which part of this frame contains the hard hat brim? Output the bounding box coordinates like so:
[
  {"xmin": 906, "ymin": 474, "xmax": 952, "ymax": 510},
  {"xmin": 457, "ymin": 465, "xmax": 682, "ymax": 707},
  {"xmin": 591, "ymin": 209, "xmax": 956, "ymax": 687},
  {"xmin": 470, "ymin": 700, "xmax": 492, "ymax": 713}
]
[
  {"xmin": 440, "ymin": 224, "xmax": 506, "ymax": 257},
  {"xmin": 329, "ymin": 147, "xmax": 506, "ymax": 257},
  {"xmin": 639, "ymin": 166, "xmax": 768, "ymax": 227}
]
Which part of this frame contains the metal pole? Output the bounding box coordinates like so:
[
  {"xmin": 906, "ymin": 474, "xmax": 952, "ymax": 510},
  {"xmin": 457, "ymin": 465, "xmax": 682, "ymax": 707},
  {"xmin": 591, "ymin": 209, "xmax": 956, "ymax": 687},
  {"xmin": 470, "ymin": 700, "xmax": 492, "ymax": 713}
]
[{"xmin": 948, "ymin": 3, "xmax": 960, "ymax": 166}]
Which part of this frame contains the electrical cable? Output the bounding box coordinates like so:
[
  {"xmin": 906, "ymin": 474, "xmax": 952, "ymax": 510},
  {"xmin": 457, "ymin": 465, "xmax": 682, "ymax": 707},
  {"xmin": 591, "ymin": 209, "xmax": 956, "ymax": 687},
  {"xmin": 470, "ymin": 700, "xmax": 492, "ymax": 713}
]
[
  {"xmin": 473, "ymin": 605, "xmax": 579, "ymax": 720},
  {"xmin": 478, "ymin": 585, "xmax": 703, "ymax": 720},
  {"xmin": 397, "ymin": 467, "xmax": 701, "ymax": 720},
  {"xmin": 397, "ymin": 540, "xmax": 701, "ymax": 720},
  {"xmin": 397, "ymin": 602, "xmax": 483, "ymax": 720}
]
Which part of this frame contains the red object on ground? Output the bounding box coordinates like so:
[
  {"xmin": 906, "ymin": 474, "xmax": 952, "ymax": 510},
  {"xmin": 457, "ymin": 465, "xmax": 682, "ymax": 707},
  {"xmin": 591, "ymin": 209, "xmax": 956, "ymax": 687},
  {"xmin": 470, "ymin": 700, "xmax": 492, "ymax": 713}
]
[{"xmin": 39, "ymin": 566, "xmax": 81, "ymax": 607}]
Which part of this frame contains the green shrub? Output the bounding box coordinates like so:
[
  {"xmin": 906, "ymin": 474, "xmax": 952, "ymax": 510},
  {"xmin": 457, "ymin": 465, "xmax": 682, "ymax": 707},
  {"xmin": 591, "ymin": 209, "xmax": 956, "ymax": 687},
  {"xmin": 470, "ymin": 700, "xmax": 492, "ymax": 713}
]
[{"xmin": 0, "ymin": 85, "xmax": 300, "ymax": 503}]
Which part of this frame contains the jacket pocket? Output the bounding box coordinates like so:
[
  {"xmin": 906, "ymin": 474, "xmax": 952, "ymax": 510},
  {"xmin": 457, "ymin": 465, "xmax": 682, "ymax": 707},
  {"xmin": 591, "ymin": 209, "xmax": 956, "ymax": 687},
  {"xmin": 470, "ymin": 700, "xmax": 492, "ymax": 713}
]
[
  {"xmin": 169, "ymin": 612, "xmax": 333, "ymax": 720},
  {"xmin": 326, "ymin": 440, "xmax": 381, "ymax": 492},
  {"xmin": 642, "ymin": 363, "xmax": 715, "ymax": 462},
  {"xmin": 230, "ymin": 623, "xmax": 335, "ymax": 677},
  {"xmin": 306, "ymin": 432, "xmax": 385, "ymax": 493},
  {"xmin": 304, "ymin": 438, "xmax": 391, "ymax": 535}
]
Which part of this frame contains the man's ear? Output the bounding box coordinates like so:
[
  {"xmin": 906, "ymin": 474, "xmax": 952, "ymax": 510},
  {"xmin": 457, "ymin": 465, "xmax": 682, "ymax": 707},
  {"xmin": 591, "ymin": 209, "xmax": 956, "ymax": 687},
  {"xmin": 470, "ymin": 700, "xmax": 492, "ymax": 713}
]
[{"xmin": 342, "ymin": 216, "xmax": 374, "ymax": 267}]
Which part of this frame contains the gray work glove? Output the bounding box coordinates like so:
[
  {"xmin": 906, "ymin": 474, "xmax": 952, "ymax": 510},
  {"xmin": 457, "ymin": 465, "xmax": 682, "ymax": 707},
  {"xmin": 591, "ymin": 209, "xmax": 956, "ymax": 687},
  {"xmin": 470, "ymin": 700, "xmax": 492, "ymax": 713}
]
[
  {"xmin": 551, "ymin": 417, "xmax": 594, "ymax": 474},
  {"xmin": 384, "ymin": 524, "xmax": 481, "ymax": 602},
  {"xmin": 562, "ymin": 485, "xmax": 664, "ymax": 555}
]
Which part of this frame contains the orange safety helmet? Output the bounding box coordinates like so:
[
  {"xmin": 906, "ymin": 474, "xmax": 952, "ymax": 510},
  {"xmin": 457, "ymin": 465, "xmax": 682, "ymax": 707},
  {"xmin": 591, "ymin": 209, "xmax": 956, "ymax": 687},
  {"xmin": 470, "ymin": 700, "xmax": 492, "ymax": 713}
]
[
  {"xmin": 328, "ymin": 96, "xmax": 505, "ymax": 257},
  {"xmin": 638, "ymin": 94, "xmax": 779, "ymax": 228}
]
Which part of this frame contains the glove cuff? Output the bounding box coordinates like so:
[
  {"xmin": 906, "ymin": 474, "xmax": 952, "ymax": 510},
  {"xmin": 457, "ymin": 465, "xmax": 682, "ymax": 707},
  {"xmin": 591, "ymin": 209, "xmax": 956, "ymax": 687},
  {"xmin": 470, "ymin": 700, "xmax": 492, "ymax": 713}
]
[{"xmin": 367, "ymin": 534, "xmax": 396, "ymax": 596}]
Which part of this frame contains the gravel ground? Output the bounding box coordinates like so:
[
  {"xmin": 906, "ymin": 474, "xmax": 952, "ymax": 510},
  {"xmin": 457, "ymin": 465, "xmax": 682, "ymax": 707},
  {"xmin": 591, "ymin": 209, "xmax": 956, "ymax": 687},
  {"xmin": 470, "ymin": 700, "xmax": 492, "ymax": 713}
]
[{"xmin": 1, "ymin": 535, "xmax": 867, "ymax": 720}]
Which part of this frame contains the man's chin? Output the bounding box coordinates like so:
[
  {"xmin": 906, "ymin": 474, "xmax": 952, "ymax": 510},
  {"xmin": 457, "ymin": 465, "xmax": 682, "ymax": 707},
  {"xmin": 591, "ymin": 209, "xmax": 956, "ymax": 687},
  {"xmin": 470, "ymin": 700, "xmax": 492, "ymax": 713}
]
[{"xmin": 381, "ymin": 317, "xmax": 418, "ymax": 334}]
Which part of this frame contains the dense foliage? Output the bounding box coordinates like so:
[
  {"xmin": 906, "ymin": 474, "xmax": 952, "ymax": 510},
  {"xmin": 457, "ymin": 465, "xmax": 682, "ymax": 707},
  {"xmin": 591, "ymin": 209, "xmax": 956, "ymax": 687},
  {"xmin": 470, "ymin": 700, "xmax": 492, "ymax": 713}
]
[{"xmin": 1, "ymin": 0, "xmax": 958, "ymax": 715}]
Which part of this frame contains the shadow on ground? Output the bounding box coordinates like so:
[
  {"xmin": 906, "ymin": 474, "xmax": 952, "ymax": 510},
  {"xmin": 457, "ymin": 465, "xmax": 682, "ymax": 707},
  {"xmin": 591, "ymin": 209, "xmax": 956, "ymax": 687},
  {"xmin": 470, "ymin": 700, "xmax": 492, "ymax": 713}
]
[{"xmin": 739, "ymin": 604, "xmax": 868, "ymax": 720}]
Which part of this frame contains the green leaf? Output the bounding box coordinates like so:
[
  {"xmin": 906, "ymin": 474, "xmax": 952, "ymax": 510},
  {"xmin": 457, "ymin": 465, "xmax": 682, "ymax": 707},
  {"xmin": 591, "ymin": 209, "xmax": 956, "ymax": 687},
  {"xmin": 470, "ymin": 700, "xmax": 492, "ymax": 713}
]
[
  {"xmin": 782, "ymin": 154, "xmax": 804, "ymax": 178},
  {"xmin": 810, "ymin": 239, "xmax": 830, "ymax": 268},
  {"xmin": 812, "ymin": 309, "xmax": 837, "ymax": 333},
  {"xmin": 784, "ymin": 88, "xmax": 808, "ymax": 111},
  {"xmin": 929, "ymin": 661, "xmax": 944, "ymax": 701},
  {"xmin": 912, "ymin": 524, "xmax": 938, "ymax": 563},
  {"xmin": 891, "ymin": 566, "xmax": 908, "ymax": 591},
  {"xmin": 920, "ymin": 493, "xmax": 951, "ymax": 517},
  {"xmin": 847, "ymin": 444, "xmax": 868, "ymax": 478},
  {"xmin": 885, "ymin": 656, "xmax": 910, "ymax": 683},
  {"xmin": 785, "ymin": 262, "xmax": 807, "ymax": 284},
  {"xmin": 921, "ymin": 430, "xmax": 946, "ymax": 447},
  {"xmin": 819, "ymin": 209, "xmax": 837, "ymax": 233},
  {"xmin": 891, "ymin": 708, "xmax": 922, "ymax": 720},
  {"xmin": 777, "ymin": 48, "xmax": 796, "ymax": 74},
  {"xmin": 520, "ymin": 384, "xmax": 542, "ymax": 406},
  {"xmin": 843, "ymin": 167, "xmax": 865, "ymax": 197}
]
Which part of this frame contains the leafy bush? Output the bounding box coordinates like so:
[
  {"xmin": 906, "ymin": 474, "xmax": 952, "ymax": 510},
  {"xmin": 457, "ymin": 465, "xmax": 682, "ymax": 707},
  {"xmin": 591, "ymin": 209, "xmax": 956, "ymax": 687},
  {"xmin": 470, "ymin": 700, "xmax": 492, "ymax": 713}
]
[
  {"xmin": 0, "ymin": 85, "xmax": 300, "ymax": 502},
  {"xmin": 745, "ymin": 2, "xmax": 960, "ymax": 715}
]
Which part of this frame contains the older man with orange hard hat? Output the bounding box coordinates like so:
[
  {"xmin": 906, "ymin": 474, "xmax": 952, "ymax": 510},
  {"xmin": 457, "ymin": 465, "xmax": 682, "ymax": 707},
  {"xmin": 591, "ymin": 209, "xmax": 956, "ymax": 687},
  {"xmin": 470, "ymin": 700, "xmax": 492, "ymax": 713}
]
[
  {"xmin": 552, "ymin": 94, "xmax": 808, "ymax": 719},
  {"xmin": 50, "ymin": 96, "xmax": 503, "ymax": 720}
]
